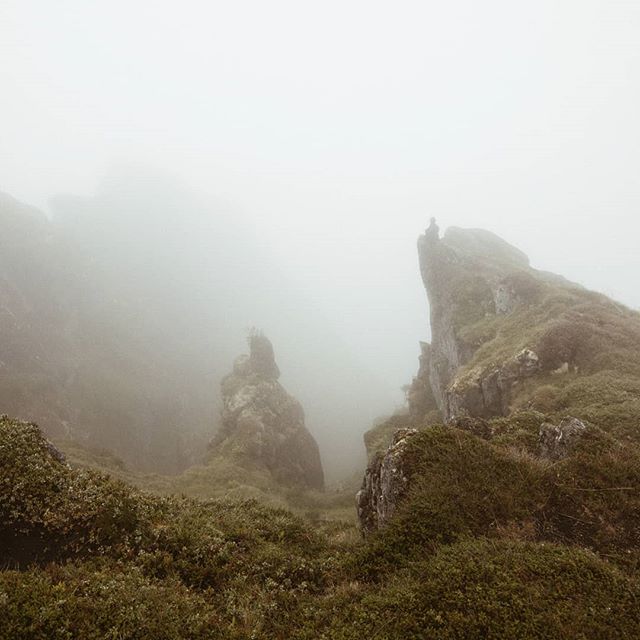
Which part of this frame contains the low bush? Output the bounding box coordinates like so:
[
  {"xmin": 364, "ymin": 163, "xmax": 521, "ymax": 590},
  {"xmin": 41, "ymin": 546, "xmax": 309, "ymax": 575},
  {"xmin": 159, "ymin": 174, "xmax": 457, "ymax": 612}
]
[{"xmin": 286, "ymin": 539, "xmax": 640, "ymax": 639}]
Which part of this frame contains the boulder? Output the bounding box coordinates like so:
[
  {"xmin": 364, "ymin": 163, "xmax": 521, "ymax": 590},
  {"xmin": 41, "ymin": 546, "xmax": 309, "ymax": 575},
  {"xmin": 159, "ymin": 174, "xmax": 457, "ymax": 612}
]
[
  {"xmin": 539, "ymin": 417, "xmax": 588, "ymax": 460},
  {"xmin": 356, "ymin": 428, "xmax": 418, "ymax": 534}
]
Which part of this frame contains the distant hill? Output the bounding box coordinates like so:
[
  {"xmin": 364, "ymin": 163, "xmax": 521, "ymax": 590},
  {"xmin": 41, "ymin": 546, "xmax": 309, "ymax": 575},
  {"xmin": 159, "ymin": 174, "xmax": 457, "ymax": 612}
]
[{"xmin": 1, "ymin": 173, "xmax": 391, "ymax": 475}]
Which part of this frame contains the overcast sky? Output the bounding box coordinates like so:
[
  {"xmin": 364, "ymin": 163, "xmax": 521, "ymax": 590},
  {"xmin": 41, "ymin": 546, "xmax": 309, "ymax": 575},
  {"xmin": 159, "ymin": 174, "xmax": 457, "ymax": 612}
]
[{"xmin": 2, "ymin": 0, "xmax": 640, "ymax": 406}]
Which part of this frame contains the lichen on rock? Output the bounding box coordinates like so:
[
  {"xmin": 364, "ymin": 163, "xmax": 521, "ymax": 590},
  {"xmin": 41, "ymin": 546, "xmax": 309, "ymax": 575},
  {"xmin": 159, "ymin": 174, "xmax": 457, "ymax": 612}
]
[
  {"xmin": 356, "ymin": 428, "xmax": 418, "ymax": 534},
  {"xmin": 538, "ymin": 416, "xmax": 588, "ymax": 460},
  {"xmin": 210, "ymin": 333, "xmax": 324, "ymax": 490}
]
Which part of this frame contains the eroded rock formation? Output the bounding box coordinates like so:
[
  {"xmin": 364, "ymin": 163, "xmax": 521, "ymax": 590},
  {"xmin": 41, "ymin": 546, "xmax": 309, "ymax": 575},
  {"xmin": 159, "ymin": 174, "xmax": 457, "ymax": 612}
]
[
  {"xmin": 211, "ymin": 334, "xmax": 324, "ymax": 490},
  {"xmin": 358, "ymin": 220, "xmax": 640, "ymax": 534},
  {"xmin": 415, "ymin": 223, "xmax": 555, "ymax": 423}
]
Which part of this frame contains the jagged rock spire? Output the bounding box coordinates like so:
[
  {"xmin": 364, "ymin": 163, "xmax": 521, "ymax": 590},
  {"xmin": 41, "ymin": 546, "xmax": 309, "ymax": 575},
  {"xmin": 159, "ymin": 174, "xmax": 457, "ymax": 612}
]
[{"xmin": 212, "ymin": 333, "xmax": 324, "ymax": 490}]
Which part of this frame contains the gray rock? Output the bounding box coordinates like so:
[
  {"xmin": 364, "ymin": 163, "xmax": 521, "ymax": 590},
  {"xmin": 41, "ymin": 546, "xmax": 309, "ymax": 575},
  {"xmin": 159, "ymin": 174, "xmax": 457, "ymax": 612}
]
[
  {"xmin": 407, "ymin": 342, "xmax": 438, "ymax": 419},
  {"xmin": 357, "ymin": 428, "xmax": 418, "ymax": 534},
  {"xmin": 494, "ymin": 279, "xmax": 520, "ymax": 315},
  {"xmin": 416, "ymin": 225, "xmax": 543, "ymax": 422},
  {"xmin": 211, "ymin": 334, "xmax": 324, "ymax": 489},
  {"xmin": 445, "ymin": 349, "xmax": 540, "ymax": 422},
  {"xmin": 539, "ymin": 417, "xmax": 588, "ymax": 460}
]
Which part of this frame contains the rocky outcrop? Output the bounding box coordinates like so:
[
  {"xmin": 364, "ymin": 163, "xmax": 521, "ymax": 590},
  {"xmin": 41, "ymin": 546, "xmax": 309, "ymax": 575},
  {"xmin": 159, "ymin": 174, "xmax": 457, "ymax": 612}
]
[
  {"xmin": 416, "ymin": 221, "xmax": 546, "ymax": 423},
  {"xmin": 446, "ymin": 348, "xmax": 540, "ymax": 420},
  {"xmin": 539, "ymin": 417, "xmax": 588, "ymax": 460},
  {"xmin": 211, "ymin": 334, "xmax": 324, "ymax": 490},
  {"xmin": 356, "ymin": 428, "xmax": 418, "ymax": 534},
  {"xmin": 358, "ymin": 220, "xmax": 640, "ymax": 535}
]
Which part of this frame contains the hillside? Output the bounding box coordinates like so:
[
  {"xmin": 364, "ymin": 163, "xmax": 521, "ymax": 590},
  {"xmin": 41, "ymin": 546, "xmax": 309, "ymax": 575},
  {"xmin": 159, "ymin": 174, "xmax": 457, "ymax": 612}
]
[
  {"xmin": 2, "ymin": 415, "xmax": 640, "ymax": 639},
  {"xmin": 3, "ymin": 224, "xmax": 640, "ymax": 638},
  {"xmin": 0, "ymin": 183, "xmax": 391, "ymax": 477},
  {"xmin": 366, "ymin": 221, "xmax": 640, "ymax": 455}
]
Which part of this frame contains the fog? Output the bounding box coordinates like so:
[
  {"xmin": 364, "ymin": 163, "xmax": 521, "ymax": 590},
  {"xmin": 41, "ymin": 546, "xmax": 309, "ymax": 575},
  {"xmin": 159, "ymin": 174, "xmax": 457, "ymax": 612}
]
[{"xmin": 1, "ymin": 1, "xmax": 640, "ymax": 478}]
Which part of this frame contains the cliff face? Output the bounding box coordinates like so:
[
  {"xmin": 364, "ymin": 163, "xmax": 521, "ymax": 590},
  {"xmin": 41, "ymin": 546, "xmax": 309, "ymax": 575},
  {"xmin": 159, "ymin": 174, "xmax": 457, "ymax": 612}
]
[
  {"xmin": 416, "ymin": 221, "xmax": 541, "ymax": 422},
  {"xmin": 359, "ymin": 221, "xmax": 640, "ymax": 534},
  {"xmin": 211, "ymin": 334, "xmax": 324, "ymax": 490},
  {"xmin": 0, "ymin": 192, "xmax": 82, "ymax": 439},
  {"xmin": 414, "ymin": 222, "xmax": 640, "ymax": 434}
]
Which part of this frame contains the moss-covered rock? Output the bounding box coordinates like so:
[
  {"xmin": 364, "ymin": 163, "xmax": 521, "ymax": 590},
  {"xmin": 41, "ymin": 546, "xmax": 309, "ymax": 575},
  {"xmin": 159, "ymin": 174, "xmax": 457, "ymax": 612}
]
[
  {"xmin": 210, "ymin": 334, "xmax": 324, "ymax": 490},
  {"xmin": 355, "ymin": 423, "xmax": 640, "ymax": 573},
  {"xmin": 413, "ymin": 224, "xmax": 640, "ymax": 439}
]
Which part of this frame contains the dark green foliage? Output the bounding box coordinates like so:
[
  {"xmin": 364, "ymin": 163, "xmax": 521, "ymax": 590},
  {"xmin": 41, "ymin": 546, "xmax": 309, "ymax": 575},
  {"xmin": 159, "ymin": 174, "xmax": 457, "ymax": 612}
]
[
  {"xmin": 4, "ymin": 412, "xmax": 640, "ymax": 637},
  {"xmin": 353, "ymin": 427, "xmax": 547, "ymax": 578},
  {"xmin": 0, "ymin": 564, "xmax": 223, "ymax": 640},
  {"xmin": 541, "ymin": 428, "xmax": 640, "ymax": 566},
  {"xmin": 484, "ymin": 409, "xmax": 547, "ymax": 451},
  {"xmin": 552, "ymin": 371, "xmax": 640, "ymax": 440},
  {"xmin": 282, "ymin": 539, "xmax": 640, "ymax": 640},
  {"xmin": 0, "ymin": 417, "xmax": 331, "ymax": 628},
  {"xmin": 354, "ymin": 424, "xmax": 640, "ymax": 579}
]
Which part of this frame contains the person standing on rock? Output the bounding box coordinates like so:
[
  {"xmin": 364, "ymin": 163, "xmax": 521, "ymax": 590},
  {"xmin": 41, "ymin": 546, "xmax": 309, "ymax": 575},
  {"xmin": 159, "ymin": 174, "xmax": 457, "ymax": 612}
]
[{"xmin": 425, "ymin": 217, "xmax": 439, "ymax": 241}]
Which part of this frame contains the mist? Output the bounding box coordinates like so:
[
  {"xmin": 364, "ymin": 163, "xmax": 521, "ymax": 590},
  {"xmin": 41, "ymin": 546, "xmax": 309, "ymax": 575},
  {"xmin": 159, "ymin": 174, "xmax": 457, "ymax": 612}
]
[{"xmin": 1, "ymin": 1, "xmax": 640, "ymax": 479}]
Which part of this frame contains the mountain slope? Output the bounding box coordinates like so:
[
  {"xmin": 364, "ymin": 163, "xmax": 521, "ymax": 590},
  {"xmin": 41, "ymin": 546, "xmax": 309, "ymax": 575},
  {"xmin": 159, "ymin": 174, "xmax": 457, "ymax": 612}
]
[
  {"xmin": 1, "ymin": 179, "xmax": 391, "ymax": 476},
  {"xmin": 3, "ymin": 221, "xmax": 640, "ymax": 638},
  {"xmin": 355, "ymin": 224, "xmax": 640, "ymax": 633},
  {"xmin": 413, "ymin": 221, "xmax": 640, "ymax": 438},
  {"xmin": 3, "ymin": 415, "xmax": 640, "ymax": 639}
]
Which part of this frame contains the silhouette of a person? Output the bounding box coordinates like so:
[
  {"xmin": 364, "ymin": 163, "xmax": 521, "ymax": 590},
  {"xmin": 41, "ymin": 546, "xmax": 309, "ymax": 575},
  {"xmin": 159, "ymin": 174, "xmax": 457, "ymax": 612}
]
[{"xmin": 426, "ymin": 217, "xmax": 439, "ymax": 240}]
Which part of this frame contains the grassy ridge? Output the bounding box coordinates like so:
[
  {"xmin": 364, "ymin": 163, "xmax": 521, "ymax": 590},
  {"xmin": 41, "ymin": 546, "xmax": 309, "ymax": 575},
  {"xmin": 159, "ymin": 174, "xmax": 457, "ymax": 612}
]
[
  {"xmin": 452, "ymin": 269, "xmax": 640, "ymax": 440},
  {"xmin": 3, "ymin": 414, "xmax": 640, "ymax": 638}
]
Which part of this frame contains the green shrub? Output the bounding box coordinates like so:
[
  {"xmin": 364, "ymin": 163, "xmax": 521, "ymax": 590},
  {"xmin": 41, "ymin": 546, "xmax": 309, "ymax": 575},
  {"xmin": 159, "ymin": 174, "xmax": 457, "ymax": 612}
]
[
  {"xmin": 354, "ymin": 424, "xmax": 640, "ymax": 578},
  {"xmin": 540, "ymin": 429, "xmax": 640, "ymax": 566},
  {"xmin": 4, "ymin": 412, "xmax": 640, "ymax": 638},
  {"xmin": 0, "ymin": 563, "xmax": 224, "ymax": 640},
  {"xmin": 0, "ymin": 417, "xmax": 327, "ymax": 593},
  {"xmin": 291, "ymin": 539, "xmax": 640, "ymax": 639},
  {"xmin": 352, "ymin": 427, "xmax": 547, "ymax": 578}
]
